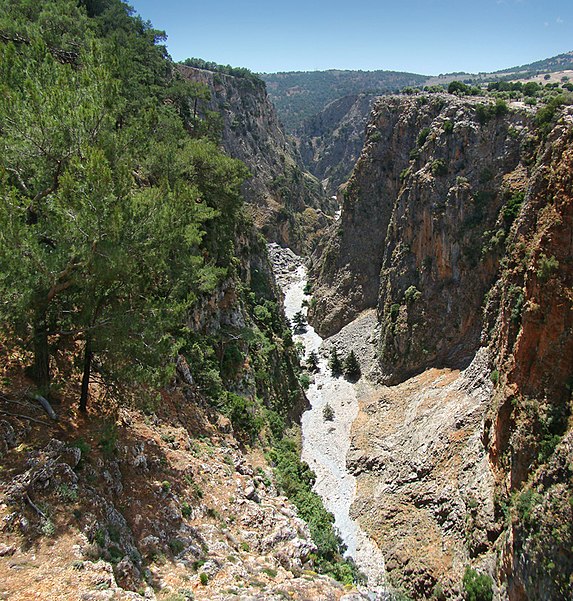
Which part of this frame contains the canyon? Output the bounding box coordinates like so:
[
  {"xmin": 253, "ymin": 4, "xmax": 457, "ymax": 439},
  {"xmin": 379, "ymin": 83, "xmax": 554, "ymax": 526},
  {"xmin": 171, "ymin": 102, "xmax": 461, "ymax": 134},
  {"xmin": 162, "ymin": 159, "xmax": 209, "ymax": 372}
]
[{"xmin": 0, "ymin": 7, "xmax": 571, "ymax": 599}]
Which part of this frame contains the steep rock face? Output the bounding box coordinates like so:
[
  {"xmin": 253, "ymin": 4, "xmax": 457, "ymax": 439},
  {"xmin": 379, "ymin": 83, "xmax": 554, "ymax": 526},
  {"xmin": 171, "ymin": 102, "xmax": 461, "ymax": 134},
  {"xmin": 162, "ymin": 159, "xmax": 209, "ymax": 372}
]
[
  {"xmin": 178, "ymin": 65, "xmax": 333, "ymax": 253},
  {"xmin": 310, "ymin": 94, "xmax": 533, "ymax": 384},
  {"xmin": 311, "ymin": 96, "xmax": 572, "ymax": 599},
  {"xmin": 297, "ymin": 93, "xmax": 375, "ymax": 195},
  {"xmin": 483, "ymin": 110, "xmax": 573, "ymax": 601}
]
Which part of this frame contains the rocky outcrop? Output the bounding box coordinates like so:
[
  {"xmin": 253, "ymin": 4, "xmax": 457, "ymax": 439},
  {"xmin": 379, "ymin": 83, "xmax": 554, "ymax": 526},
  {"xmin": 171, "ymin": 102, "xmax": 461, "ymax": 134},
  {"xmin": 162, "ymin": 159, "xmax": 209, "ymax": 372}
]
[
  {"xmin": 349, "ymin": 349, "xmax": 496, "ymax": 599},
  {"xmin": 310, "ymin": 94, "xmax": 533, "ymax": 383},
  {"xmin": 298, "ymin": 93, "xmax": 375, "ymax": 195},
  {"xmin": 178, "ymin": 65, "xmax": 334, "ymax": 253},
  {"xmin": 0, "ymin": 409, "xmax": 357, "ymax": 601}
]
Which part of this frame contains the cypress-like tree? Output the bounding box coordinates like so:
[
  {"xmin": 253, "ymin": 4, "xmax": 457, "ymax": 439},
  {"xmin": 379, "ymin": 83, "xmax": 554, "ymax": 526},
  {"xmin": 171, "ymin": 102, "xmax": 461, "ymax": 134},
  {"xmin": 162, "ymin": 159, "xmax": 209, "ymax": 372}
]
[
  {"xmin": 329, "ymin": 348, "xmax": 342, "ymax": 377},
  {"xmin": 306, "ymin": 350, "xmax": 320, "ymax": 372},
  {"xmin": 343, "ymin": 350, "xmax": 361, "ymax": 382},
  {"xmin": 292, "ymin": 311, "xmax": 307, "ymax": 334}
]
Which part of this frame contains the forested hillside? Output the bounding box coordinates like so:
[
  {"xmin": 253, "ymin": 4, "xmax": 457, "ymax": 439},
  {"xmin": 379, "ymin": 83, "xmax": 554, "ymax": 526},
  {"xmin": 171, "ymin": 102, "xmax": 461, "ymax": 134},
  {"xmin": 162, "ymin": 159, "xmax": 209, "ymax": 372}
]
[
  {"xmin": 0, "ymin": 3, "xmax": 358, "ymax": 598},
  {"xmin": 261, "ymin": 69, "xmax": 427, "ymax": 132}
]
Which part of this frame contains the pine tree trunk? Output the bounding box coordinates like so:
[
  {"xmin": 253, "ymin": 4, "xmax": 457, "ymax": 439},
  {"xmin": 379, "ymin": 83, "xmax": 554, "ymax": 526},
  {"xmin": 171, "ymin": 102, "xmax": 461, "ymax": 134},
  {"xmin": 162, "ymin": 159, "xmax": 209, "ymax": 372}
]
[
  {"xmin": 79, "ymin": 336, "xmax": 92, "ymax": 413},
  {"xmin": 31, "ymin": 315, "xmax": 50, "ymax": 396}
]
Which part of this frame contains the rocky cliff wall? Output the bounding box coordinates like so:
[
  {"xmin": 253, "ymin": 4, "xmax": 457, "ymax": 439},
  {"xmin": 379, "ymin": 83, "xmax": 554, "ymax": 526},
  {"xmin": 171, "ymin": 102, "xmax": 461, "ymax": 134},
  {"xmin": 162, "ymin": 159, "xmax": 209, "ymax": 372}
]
[
  {"xmin": 483, "ymin": 110, "xmax": 573, "ymax": 601},
  {"xmin": 297, "ymin": 93, "xmax": 375, "ymax": 195},
  {"xmin": 310, "ymin": 94, "xmax": 572, "ymax": 599},
  {"xmin": 178, "ymin": 65, "xmax": 334, "ymax": 253},
  {"xmin": 309, "ymin": 94, "xmax": 533, "ymax": 383}
]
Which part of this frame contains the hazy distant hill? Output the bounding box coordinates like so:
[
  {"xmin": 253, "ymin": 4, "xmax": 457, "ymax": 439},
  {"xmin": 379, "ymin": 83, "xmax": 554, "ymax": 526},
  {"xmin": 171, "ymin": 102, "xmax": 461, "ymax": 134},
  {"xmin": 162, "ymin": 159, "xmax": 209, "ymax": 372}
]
[
  {"xmin": 494, "ymin": 50, "xmax": 573, "ymax": 78},
  {"xmin": 262, "ymin": 52, "xmax": 573, "ymax": 132},
  {"xmin": 261, "ymin": 69, "xmax": 427, "ymax": 132}
]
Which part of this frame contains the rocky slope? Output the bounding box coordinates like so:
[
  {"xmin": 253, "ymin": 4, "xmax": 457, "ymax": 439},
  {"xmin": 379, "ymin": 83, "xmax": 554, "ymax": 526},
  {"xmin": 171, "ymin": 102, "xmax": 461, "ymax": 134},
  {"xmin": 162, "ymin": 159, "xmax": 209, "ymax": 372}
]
[
  {"xmin": 0, "ymin": 234, "xmax": 365, "ymax": 600},
  {"xmin": 0, "ymin": 395, "xmax": 359, "ymax": 601},
  {"xmin": 297, "ymin": 94, "xmax": 375, "ymax": 196},
  {"xmin": 178, "ymin": 65, "xmax": 335, "ymax": 253},
  {"xmin": 308, "ymin": 93, "xmax": 572, "ymax": 599}
]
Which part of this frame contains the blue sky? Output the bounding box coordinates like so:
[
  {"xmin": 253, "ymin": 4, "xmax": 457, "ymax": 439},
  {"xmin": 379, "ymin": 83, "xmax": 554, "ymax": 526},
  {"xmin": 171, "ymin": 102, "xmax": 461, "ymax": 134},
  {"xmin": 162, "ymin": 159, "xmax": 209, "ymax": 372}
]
[{"xmin": 130, "ymin": 0, "xmax": 573, "ymax": 75}]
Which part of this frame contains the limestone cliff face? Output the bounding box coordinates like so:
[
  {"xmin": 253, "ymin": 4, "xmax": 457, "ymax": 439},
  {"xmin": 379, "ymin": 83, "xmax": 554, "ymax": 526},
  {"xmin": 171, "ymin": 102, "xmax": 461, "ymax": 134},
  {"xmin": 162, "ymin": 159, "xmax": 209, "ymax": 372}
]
[
  {"xmin": 311, "ymin": 94, "xmax": 572, "ymax": 600},
  {"xmin": 483, "ymin": 110, "xmax": 573, "ymax": 601},
  {"xmin": 178, "ymin": 65, "xmax": 334, "ymax": 253},
  {"xmin": 297, "ymin": 94, "xmax": 375, "ymax": 195},
  {"xmin": 310, "ymin": 94, "xmax": 532, "ymax": 383}
]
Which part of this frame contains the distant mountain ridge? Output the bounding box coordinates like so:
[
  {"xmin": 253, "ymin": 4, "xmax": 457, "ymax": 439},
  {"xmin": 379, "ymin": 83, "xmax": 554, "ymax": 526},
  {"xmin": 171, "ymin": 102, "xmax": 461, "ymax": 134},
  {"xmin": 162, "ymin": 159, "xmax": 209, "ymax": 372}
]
[
  {"xmin": 261, "ymin": 69, "xmax": 427, "ymax": 132},
  {"xmin": 261, "ymin": 50, "xmax": 573, "ymax": 132}
]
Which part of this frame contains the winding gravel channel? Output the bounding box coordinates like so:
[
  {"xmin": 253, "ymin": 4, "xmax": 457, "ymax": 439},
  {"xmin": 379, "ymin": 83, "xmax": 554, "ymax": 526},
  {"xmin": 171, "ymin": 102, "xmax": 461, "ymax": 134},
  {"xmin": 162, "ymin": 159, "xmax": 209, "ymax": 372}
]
[{"xmin": 269, "ymin": 244, "xmax": 388, "ymax": 599}]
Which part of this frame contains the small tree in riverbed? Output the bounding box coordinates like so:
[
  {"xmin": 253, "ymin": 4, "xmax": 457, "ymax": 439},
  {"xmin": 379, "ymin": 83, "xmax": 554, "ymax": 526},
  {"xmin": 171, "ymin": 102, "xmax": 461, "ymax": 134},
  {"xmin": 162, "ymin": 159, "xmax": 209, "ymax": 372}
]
[
  {"xmin": 323, "ymin": 403, "xmax": 334, "ymax": 421},
  {"xmin": 344, "ymin": 350, "xmax": 361, "ymax": 382},
  {"xmin": 329, "ymin": 348, "xmax": 342, "ymax": 377},
  {"xmin": 306, "ymin": 350, "xmax": 319, "ymax": 372},
  {"xmin": 291, "ymin": 311, "xmax": 307, "ymax": 334}
]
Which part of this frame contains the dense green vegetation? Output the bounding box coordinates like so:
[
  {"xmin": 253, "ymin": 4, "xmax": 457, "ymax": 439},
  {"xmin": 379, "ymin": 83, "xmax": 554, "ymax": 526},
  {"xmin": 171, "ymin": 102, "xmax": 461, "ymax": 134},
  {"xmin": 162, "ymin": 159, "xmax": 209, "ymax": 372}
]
[
  {"xmin": 269, "ymin": 436, "xmax": 361, "ymax": 584},
  {"xmin": 0, "ymin": 0, "xmax": 249, "ymax": 409},
  {"xmin": 0, "ymin": 1, "xmax": 357, "ymax": 585},
  {"xmin": 462, "ymin": 567, "xmax": 493, "ymax": 601}
]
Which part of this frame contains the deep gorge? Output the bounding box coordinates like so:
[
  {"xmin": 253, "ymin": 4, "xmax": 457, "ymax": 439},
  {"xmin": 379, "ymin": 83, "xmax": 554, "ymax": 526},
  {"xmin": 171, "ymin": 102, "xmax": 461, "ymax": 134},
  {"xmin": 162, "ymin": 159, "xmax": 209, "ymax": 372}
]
[{"xmin": 0, "ymin": 3, "xmax": 572, "ymax": 600}]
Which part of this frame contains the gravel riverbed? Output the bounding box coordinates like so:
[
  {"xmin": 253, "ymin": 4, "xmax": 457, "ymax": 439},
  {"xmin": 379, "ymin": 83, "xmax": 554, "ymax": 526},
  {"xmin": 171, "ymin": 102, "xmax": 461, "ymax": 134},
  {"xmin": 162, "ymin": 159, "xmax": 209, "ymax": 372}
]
[{"xmin": 269, "ymin": 243, "xmax": 388, "ymax": 598}]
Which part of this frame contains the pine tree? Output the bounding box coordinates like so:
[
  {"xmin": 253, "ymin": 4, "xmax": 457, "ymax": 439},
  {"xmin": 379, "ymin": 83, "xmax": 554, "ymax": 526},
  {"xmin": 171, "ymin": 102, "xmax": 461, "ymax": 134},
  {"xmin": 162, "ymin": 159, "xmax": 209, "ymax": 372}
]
[
  {"xmin": 291, "ymin": 311, "xmax": 307, "ymax": 334},
  {"xmin": 329, "ymin": 348, "xmax": 342, "ymax": 377},
  {"xmin": 343, "ymin": 350, "xmax": 361, "ymax": 382},
  {"xmin": 306, "ymin": 350, "xmax": 319, "ymax": 372},
  {"xmin": 0, "ymin": 5, "xmax": 249, "ymax": 411}
]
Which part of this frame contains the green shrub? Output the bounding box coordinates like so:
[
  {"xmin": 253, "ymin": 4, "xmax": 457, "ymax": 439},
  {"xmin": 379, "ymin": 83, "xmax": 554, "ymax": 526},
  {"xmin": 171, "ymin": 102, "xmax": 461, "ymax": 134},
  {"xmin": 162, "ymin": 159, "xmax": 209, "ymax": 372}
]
[
  {"xmin": 537, "ymin": 254, "xmax": 559, "ymax": 281},
  {"xmin": 41, "ymin": 518, "xmax": 56, "ymax": 537},
  {"xmin": 299, "ymin": 373, "xmax": 311, "ymax": 390},
  {"xmin": 475, "ymin": 99, "xmax": 508, "ymax": 124},
  {"xmin": 221, "ymin": 393, "xmax": 263, "ymax": 442},
  {"xmin": 400, "ymin": 167, "xmax": 411, "ymax": 181},
  {"xmin": 409, "ymin": 148, "xmax": 420, "ymax": 160},
  {"xmin": 501, "ymin": 191, "xmax": 524, "ymax": 225},
  {"xmin": 417, "ymin": 127, "xmax": 431, "ymax": 147},
  {"xmin": 442, "ymin": 119, "xmax": 453, "ymax": 134},
  {"xmin": 199, "ymin": 572, "xmax": 209, "ymax": 585},
  {"xmin": 515, "ymin": 488, "xmax": 541, "ymax": 525},
  {"xmin": 462, "ymin": 567, "xmax": 493, "ymax": 601},
  {"xmin": 431, "ymin": 159, "xmax": 447, "ymax": 176},
  {"xmin": 322, "ymin": 403, "xmax": 334, "ymax": 421},
  {"xmin": 169, "ymin": 538, "xmax": 186, "ymax": 555},
  {"xmin": 390, "ymin": 303, "xmax": 401, "ymax": 322},
  {"xmin": 404, "ymin": 286, "xmax": 422, "ymax": 303},
  {"xmin": 535, "ymin": 94, "xmax": 570, "ymax": 129}
]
